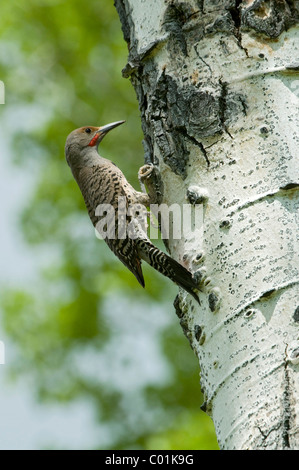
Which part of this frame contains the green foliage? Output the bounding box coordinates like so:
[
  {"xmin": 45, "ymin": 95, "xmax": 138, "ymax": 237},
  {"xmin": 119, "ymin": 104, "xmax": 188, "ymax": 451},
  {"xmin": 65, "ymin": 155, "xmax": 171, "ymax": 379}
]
[
  {"xmin": 145, "ymin": 412, "xmax": 219, "ymax": 450},
  {"xmin": 0, "ymin": 0, "xmax": 218, "ymax": 449}
]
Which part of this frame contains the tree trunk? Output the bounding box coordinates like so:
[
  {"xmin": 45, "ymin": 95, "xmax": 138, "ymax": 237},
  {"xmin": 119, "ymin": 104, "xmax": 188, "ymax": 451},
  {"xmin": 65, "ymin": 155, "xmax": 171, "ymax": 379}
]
[{"xmin": 114, "ymin": 0, "xmax": 299, "ymax": 450}]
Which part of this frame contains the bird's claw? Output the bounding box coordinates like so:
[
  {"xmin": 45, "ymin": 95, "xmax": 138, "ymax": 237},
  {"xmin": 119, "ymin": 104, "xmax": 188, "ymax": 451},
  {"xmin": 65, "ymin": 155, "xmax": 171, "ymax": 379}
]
[
  {"xmin": 138, "ymin": 164, "xmax": 159, "ymax": 205},
  {"xmin": 138, "ymin": 164, "xmax": 154, "ymax": 183}
]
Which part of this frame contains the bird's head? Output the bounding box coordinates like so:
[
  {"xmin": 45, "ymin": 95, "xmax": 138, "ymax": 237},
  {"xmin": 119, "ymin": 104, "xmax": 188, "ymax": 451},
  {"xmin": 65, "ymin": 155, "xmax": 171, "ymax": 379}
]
[{"xmin": 65, "ymin": 121, "xmax": 125, "ymax": 169}]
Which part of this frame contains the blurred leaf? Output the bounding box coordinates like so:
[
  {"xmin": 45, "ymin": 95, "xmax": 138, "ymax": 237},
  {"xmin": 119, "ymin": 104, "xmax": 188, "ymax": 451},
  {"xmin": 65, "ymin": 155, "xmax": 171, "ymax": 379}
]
[{"xmin": 145, "ymin": 411, "xmax": 219, "ymax": 450}]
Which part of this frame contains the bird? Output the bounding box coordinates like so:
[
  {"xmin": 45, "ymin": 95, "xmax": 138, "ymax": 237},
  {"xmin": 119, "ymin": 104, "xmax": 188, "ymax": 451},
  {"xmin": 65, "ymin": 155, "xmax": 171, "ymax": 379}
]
[{"xmin": 65, "ymin": 121, "xmax": 200, "ymax": 304}]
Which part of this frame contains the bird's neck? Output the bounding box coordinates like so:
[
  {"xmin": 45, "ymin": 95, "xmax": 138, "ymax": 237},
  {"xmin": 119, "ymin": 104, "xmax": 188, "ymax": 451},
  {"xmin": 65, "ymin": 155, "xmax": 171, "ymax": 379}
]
[
  {"xmin": 81, "ymin": 146, "xmax": 103, "ymax": 167},
  {"xmin": 71, "ymin": 147, "xmax": 109, "ymax": 182}
]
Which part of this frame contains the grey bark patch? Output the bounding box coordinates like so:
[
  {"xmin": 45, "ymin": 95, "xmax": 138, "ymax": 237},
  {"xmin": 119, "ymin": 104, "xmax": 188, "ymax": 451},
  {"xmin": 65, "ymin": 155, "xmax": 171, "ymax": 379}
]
[
  {"xmin": 162, "ymin": 1, "xmax": 192, "ymax": 55},
  {"xmin": 293, "ymin": 306, "xmax": 299, "ymax": 323},
  {"xmin": 241, "ymin": 0, "xmax": 299, "ymax": 38},
  {"xmin": 194, "ymin": 324, "xmax": 203, "ymax": 342},
  {"xmin": 174, "ymin": 294, "xmax": 184, "ymax": 318},
  {"xmin": 149, "ymin": 73, "xmax": 223, "ymax": 177},
  {"xmin": 156, "ymin": 71, "xmax": 222, "ymax": 138}
]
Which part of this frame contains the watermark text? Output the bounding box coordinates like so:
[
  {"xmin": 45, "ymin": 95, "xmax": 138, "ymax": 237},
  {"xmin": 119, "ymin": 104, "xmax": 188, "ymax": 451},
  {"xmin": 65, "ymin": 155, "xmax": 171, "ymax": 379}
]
[{"xmin": 94, "ymin": 198, "xmax": 203, "ymax": 241}]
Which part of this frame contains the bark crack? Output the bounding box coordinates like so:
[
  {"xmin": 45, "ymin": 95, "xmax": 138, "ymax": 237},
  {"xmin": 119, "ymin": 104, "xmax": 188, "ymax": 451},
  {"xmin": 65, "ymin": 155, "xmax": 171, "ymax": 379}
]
[
  {"xmin": 282, "ymin": 346, "xmax": 292, "ymax": 448},
  {"xmin": 194, "ymin": 44, "xmax": 212, "ymax": 75},
  {"xmin": 228, "ymin": 0, "xmax": 249, "ymax": 56},
  {"xmin": 219, "ymin": 79, "xmax": 234, "ymax": 139},
  {"xmin": 196, "ymin": 0, "xmax": 204, "ymax": 14},
  {"xmin": 177, "ymin": 128, "xmax": 210, "ymax": 166},
  {"xmin": 257, "ymin": 422, "xmax": 282, "ymax": 445}
]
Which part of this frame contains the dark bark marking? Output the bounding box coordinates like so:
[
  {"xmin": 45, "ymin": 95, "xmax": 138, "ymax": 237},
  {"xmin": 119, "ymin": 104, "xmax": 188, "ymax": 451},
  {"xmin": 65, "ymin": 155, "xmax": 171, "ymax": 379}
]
[
  {"xmin": 241, "ymin": 0, "xmax": 299, "ymax": 38},
  {"xmin": 194, "ymin": 43, "xmax": 212, "ymax": 75},
  {"xmin": 279, "ymin": 182, "xmax": 299, "ymax": 191},
  {"xmin": 293, "ymin": 306, "xmax": 299, "ymax": 323},
  {"xmin": 208, "ymin": 290, "xmax": 220, "ymax": 312},
  {"xmin": 282, "ymin": 349, "xmax": 292, "ymax": 448},
  {"xmin": 174, "ymin": 294, "xmax": 184, "ymax": 318},
  {"xmin": 259, "ymin": 288, "xmax": 276, "ymax": 300},
  {"xmin": 194, "ymin": 324, "xmax": 203, "ymax": 342},
  {"xmin": 162, "ymin": 1, "xmax": 197, "ymax": 55},
  {"xmin": 178, "ymin": 129, "xmax": 210, "ymax": 166},
  {"xmin": 150, "ymin": 73, "xmax": 225, "ymax": 176},
  {"xmin": 219, "ymin": 79, "xmax": 234, "ymax": 139}
]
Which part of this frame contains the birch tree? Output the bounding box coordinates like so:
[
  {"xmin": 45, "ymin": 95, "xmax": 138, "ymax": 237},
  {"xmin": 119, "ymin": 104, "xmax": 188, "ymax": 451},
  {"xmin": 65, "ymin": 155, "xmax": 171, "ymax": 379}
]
[{"xmin": 114, "ymin": 0, "xmax": 299, "ymax": 450}]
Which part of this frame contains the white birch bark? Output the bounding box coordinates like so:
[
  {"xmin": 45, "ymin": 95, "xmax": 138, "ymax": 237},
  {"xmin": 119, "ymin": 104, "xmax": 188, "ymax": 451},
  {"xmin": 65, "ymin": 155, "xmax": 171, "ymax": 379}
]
[{"xmin": 115, "ymin": 0, "xmax": 299, "ymax": 450}]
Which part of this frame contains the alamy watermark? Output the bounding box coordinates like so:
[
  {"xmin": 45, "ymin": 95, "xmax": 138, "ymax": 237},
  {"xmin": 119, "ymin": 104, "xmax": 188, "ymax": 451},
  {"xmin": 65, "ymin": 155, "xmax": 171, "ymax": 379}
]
[
  {"xmin": 0, "ymin": 341, "xmax": 5, "ymax": 365},
  {"xmin": 94, "ymin": 197, "xmax": 203, "ymax": 241},
  {"xmin": 0, "ymin": 81, "xmax": 5, "ymax": 104}
]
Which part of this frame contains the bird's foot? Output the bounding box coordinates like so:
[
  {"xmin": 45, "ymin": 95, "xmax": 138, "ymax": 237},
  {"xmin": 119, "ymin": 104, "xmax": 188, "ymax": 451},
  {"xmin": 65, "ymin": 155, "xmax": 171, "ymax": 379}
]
[
  {"xmin": 138, "ymin": 164, "xmax": 160, "ymax": 205},
  {"xmin": 138, "ymin": 164, "xmax": 154, "ymax": 185},
  {"xmin": 138, "ymin": 164, "xmax": 155, "ymax": 196}
]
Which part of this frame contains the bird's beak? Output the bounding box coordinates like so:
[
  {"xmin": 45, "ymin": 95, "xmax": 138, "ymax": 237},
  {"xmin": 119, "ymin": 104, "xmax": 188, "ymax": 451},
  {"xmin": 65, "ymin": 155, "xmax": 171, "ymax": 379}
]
[
  {"xmin": 88, "ymin": 121, "xmax": 125, "ymax": 147},
  {"xmin": 96, "ymin": 120, "xmax": 125, "ymax": 136}
]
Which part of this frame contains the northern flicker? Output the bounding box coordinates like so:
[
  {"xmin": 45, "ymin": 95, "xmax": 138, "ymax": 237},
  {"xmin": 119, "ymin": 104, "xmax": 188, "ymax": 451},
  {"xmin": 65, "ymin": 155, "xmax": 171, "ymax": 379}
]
[{"xmin": 65, "ymin": 121, "xmax": 200, "ymax": 303}]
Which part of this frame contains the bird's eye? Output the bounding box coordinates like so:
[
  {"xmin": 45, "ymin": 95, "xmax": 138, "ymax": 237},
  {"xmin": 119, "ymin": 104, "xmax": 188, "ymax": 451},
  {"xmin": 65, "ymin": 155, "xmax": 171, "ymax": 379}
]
[{"xmin": 85, "ymin": 128, "xmax": 91, "ymax": 134}]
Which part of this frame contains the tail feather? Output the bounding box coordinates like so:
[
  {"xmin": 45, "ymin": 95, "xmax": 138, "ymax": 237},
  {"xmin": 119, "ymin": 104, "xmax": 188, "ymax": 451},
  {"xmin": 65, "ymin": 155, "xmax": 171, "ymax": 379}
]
[{"xmin": 137, "ymin": 239, "xmax": 200, "ymax": 304}]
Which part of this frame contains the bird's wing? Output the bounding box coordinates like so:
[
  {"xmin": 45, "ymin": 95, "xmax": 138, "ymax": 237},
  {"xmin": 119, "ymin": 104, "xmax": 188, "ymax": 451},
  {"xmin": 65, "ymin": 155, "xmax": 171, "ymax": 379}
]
[
  {"xmin": 77, "ymin": 165, "xmax": 145, "ymax": 287},
  {"xmin": 106, "ymin": 235, "xmax": 145, "ymax": 287}
]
